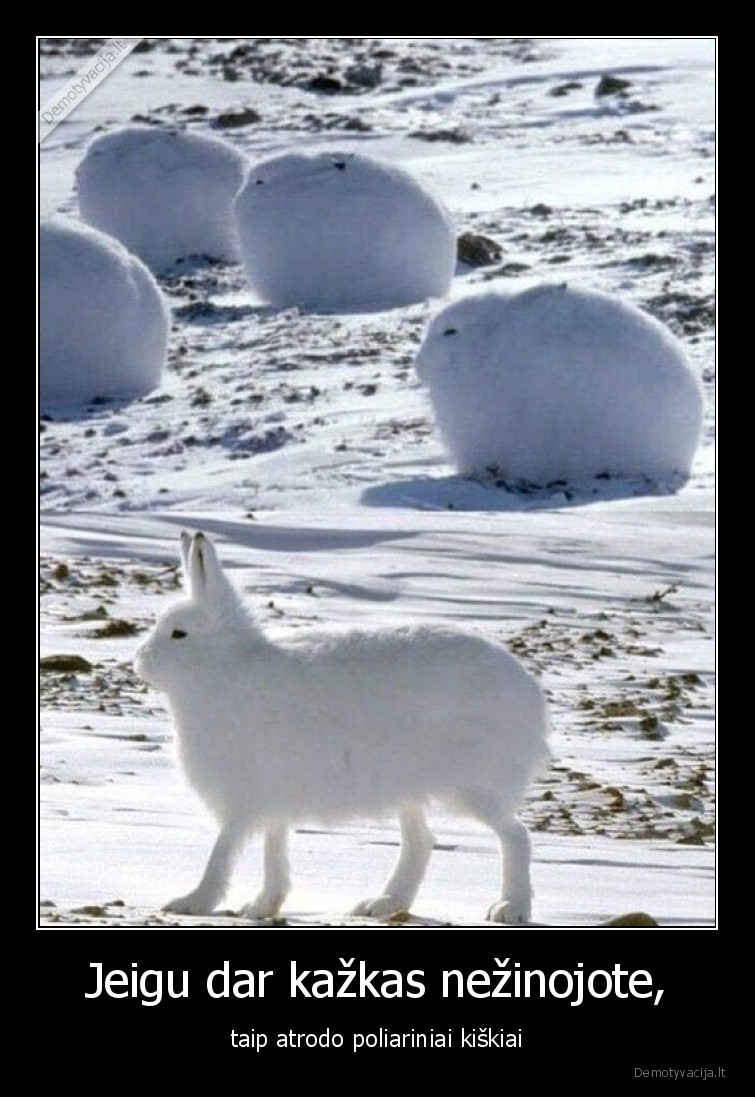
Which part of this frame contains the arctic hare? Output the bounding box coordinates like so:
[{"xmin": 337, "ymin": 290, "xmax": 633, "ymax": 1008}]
[{"xmin": 134, "ymin": 532, "xmax": 550, "ymax": 923}]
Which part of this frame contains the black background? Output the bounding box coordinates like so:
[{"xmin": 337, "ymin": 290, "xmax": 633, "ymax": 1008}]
[{"xmin": 37, "ymin": 926, "xmax": 727, "ymax": 1079}]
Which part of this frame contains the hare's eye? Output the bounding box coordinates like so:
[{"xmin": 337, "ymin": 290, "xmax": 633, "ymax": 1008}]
[
  {"xmin": 171, "ymin": 628, "xmax": 188, "ymax": 640},
  {"xmin": 442, "ymin": 327, "xmax": 458, "ymax": 336}
]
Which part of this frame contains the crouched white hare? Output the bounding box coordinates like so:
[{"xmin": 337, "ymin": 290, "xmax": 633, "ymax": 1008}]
[{"xmin": 134, "ymin": 532, "xmax": 550, "ymax": 923}]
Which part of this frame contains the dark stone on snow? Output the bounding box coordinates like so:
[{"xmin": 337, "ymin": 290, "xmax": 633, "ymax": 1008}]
[
  {"xmin": 596, "ymin": 74, "xmax": 633, "ymax": 97},
  {"xmin": 344, "ymin": 62, "xmax": 382, "ymax": 88},
  {"xmin": 307, "ymin": 74, "xmax": 344, "ymax": 93},
  {"xmin": 549, "ymin": 81, "xmax": 583, "ymax": 97},
  {"xmin": 600, "ymin": 911, "xmax": 659, "ymax": 927},
  {"xmin": 410, "ymin": 128, "xmax": 472, "ymax": 144},
  {"xmin": 212, "ymin": 107, "xmax": 261, "ymax": 129},
  {"xmin": 458, "ymin": 232, "xmax": 504, "ymax": 267},
  {"xmin": 40, "ymin": 654, "xmax": 93, "ymax": 673},
  {"xmin": 94, "ymin": 619, "xmax": 140, "ymax": 638}
]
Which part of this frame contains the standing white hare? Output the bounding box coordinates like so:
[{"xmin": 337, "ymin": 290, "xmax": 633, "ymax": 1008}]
[{"xmin": 135, "ymin": 532, "xmax": 550, "ymax": 923}]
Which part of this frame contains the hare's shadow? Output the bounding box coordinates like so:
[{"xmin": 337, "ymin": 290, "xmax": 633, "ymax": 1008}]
[{"xmin": 360, "ymin": 472, "xmax": 687, "ymax": 513}]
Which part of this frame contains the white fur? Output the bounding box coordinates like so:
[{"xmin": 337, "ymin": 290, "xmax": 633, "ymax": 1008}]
[
  {"xmin": 77, "ymin": 126, "xmax": 248, "ymax": 272},
  {"xmin": 233, "ymin": 150, "xmax": 456, "ymax": 309},
  {"xmin": 134, "ymin": 532, "xmax": 550, "ymax": 923},
  {"xmin": 415, "ymin": 283, "xmax": 704, "ymax": 483},
  {"xmin": 40, "ymin": 217, "xmax": 169, "ymax": 406}
]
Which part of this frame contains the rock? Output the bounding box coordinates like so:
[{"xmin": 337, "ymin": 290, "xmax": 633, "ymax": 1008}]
[
  {"xmin": 410, "ymin": 128, "xmax": 471, "ymax": 144},
  {"xmin": 600, "ymin": 911, "xmax": 659, "ymax": 927},
  {"xmin": 596, "ymin": 74, "xmax": 633, "ymax": 97},
  {"xmin": 94, "ymin": 619, "xmax": 139, "ymax": 638},
  {"xmin": 639, "ymin": 715, "xmax": 665, "ymax": 740},
  {"xmin": 211, "ymin": 107, "xmax": 261, "ymax": 129},
  {"xmin": 40, "ymin": 654, "xmax": 93, "ymax": 673},
  {"xmin": 484, "ymin": 262, "xmax": 532, "ymax": 278},
  {"xmin": 549, "ymin": 81, "xmax": 583, "ymax": 97},
  {"xmin": 457, "ymin": 232, "xmax": 503, "ymax": 267},
  {"xmin": 307, "ymin": 74, "xmax": 343, "ymax": 93},
  {"xmin": 344, "ymin": 62, "xmax": 382, "ymax": 88}
]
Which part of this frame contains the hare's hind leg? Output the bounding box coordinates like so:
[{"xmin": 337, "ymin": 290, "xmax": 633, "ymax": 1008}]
[
  {"xmin": 459, "ymin": 789, "xmax": 532, "ymax": 925},
  {"xmin": 352, "ymin": 806, "xmax": 434, "ymax": 919},
  {"xmin": 239, "ymin": 825, "xmax": 290, "ymax": 919},
  {"xmin": 164, "ymin": 819, "xmax": 247, "ymax": 916}
]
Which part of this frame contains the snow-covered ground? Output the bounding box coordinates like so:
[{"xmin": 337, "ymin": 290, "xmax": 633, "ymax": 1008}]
[{"xmin": 38, "ymin": 37, "xmax": 715, "ymax": 928}]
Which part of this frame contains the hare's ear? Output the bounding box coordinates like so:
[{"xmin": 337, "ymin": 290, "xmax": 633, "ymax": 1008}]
[
  {"xmin": 187, "ymin": 532, "xmax": 235, "ymax": 608},
  {"xmin": 179, "ymin": 530, "xmax": 192, "ymax": 582}
]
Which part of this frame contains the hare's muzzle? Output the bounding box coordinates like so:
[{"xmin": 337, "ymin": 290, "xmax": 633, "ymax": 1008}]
[{"xmin": 133, "ymin": 642, "xmax": 150, "ymax": 684}]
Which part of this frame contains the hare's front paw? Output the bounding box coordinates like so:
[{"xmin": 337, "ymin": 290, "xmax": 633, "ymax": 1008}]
[
  {"xmin": 487, "ymin": 899, "xmax": 530, "ymax": 926},
  {"xmin": 352, "ymin": 895, "xmax": 409, "ymax": 920},
  {"xmin": 239, "ymin": 892, "xmax": 285, "ymax": 920},
  {"xmin": 163, "ymin": 891, "xmax": 217, "ymax": 916}
]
